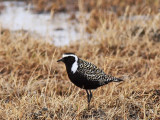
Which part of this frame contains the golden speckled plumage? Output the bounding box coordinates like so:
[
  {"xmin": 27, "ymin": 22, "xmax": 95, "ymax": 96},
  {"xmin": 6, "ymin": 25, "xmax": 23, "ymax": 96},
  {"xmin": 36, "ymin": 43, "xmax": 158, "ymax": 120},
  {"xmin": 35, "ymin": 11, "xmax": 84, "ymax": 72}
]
[{"xmin": 77, "ymin": 58, "xmax": 118, "ymax": 85}]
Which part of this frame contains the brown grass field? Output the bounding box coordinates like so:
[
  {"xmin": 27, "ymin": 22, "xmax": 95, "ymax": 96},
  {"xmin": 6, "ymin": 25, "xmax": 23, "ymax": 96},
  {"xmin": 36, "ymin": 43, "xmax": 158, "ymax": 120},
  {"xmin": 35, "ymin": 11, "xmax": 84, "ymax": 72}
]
[{"xmin": 0, "ymin": 0, "xmax": 160, "ymax": 119}]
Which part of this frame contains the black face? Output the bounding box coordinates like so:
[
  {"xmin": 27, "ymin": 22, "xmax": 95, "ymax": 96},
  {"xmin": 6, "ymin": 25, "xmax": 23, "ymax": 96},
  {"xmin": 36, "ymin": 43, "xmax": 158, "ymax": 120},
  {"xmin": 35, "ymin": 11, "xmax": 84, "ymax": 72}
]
[
  {"xmin": 63, "ymin": 56, "xmax": 75, "ymax": 65},
  {"xmin": 57, "ymin": 55, "xmax": 76, "ymax": 66}
]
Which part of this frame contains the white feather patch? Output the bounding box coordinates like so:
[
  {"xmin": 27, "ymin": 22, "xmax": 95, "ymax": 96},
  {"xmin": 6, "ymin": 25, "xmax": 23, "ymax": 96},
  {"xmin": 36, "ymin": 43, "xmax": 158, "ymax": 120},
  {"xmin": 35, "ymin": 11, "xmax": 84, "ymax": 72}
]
[
  {"xmin": 71, "ymin": 61, "xmax": 78, "ymax": 74},
  {"xmin": 62, "ymin": 54, "xmax": 78, "ymax": 74}
]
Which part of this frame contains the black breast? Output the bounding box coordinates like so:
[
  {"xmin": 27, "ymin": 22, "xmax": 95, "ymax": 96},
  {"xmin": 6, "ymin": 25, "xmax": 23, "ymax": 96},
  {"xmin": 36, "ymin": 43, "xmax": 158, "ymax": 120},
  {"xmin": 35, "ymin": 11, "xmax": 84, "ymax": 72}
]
[
  {"xmin": 67, "ymin": 71, "xmax": 100, "ymax": 89},
  {"xmin": 65, "ymin": 59, "xmax": 108, "ymax": 89},
  {"xmin": 66, "ymin": 63, "xmax": 100, "ymax": 89}
]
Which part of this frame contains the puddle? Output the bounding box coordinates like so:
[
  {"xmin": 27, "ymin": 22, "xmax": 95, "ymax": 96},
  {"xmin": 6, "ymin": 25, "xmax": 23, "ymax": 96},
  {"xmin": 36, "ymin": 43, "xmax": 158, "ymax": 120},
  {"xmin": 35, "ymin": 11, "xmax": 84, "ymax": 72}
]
[{"xmin": 0, "ymin": 1, "xmax": 85, "ymax": 46}]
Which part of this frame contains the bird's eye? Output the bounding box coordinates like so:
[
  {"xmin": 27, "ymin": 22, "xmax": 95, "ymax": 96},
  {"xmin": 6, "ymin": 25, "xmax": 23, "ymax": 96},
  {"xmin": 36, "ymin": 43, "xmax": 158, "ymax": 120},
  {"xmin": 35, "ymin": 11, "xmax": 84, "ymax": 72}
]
[{"xmin": 70, "ymin": 57, "xmax": 75, "ymax": 62}]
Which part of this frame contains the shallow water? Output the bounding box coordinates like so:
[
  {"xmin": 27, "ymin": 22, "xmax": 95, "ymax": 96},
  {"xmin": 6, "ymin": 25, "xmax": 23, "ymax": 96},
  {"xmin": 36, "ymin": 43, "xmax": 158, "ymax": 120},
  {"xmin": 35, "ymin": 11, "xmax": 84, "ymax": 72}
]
[{"xmin": 0, "ymin": 1, "xmax": 83, "ymax": 46}]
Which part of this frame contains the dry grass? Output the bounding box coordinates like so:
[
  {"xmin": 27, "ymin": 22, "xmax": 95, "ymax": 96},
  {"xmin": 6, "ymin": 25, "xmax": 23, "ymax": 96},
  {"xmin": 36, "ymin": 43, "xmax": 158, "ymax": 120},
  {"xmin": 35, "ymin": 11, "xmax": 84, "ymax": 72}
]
[
  {"xmin": 32, "ymin": 0, "xmax": 160, "ymax": 14},
  {"xmin": 31, "ymin": 0, "xmax": 160, "ymax": 32},
  {"xmin": 0, "ymin": 0, "xmax": 160, "ymax": 119}
]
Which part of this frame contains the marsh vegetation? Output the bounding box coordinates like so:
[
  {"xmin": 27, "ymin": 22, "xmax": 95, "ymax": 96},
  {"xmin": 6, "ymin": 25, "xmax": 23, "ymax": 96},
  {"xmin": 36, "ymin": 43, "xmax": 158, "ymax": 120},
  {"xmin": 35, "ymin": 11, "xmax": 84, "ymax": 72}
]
[{"xmin": 0, "ymin": 0, "xmax": 160, "ymax": 119}]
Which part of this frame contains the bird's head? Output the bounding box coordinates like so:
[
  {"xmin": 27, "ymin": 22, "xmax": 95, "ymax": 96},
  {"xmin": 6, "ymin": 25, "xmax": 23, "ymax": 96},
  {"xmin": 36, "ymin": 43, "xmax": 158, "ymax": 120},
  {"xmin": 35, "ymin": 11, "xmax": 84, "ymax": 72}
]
[
  {"xmin": 57, "ymin": 53, "xmax": 79, "ymax": 74},
  {"xmin": 57, "ymin": 53, "xmax": 78, "ymax": 73},
  {"xmin": 57, "ymin": 53, "xmax": 78, "ymax": 64}
]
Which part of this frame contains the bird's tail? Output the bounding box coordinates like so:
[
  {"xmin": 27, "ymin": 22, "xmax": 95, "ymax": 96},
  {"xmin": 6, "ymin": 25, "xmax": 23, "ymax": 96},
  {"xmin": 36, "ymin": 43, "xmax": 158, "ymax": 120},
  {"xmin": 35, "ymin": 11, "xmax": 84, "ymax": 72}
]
[{"xmin": 113, "ymin": 77, "xmax": 123, "ymax": 82}]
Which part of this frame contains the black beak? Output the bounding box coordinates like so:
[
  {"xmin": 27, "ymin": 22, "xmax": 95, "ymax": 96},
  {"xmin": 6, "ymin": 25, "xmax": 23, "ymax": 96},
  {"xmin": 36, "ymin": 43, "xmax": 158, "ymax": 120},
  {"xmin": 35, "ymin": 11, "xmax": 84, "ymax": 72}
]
[{"xmin": 57, "ymin": 58, "xmax": 63, "ymax": 62}]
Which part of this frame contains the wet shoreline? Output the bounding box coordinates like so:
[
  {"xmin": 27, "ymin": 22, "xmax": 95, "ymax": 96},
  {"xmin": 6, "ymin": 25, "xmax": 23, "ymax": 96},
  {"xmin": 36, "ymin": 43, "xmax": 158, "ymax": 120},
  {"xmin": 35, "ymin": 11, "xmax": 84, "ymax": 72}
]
[{"xmin": 0, "ymin": 1, "xmax": 85, "ymax": 46}]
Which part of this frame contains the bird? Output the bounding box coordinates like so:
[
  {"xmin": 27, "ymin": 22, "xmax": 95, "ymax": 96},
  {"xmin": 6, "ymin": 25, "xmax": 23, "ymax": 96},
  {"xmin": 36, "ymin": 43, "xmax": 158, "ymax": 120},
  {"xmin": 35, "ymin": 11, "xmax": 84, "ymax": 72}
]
[{"xmin": 57, "ymin": 53, "xmax": 123, "ymax": 107}]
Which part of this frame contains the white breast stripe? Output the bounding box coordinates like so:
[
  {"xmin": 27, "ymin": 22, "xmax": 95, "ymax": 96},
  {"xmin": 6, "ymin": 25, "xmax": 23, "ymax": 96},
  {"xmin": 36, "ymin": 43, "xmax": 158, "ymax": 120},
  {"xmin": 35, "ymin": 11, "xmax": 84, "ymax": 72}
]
[
  {"xmin": 62, "ymin": 54, "xmax": 78, "ymax": 74},
  {"xmin": 71, "ymin": 61, "xmax": 78, "ymax": 73}
]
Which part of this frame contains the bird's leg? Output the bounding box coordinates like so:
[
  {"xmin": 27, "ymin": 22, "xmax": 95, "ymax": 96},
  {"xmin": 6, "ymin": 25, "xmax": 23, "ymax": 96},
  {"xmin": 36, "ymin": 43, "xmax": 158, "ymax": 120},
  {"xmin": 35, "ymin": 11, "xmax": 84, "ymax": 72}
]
[
  {"xmin": 86, "ymin": 90, "xmax": 90, "ymax": 103},
  {"xmin": 89, "ymin": 90, "xmax": 92, "ymax": 103},
  {"xmin": 86, "ymin": 90, "xmax": 93, "ymax": 109},
  {"xmin": 86, "ymin": 90, "xmax": 91, "ymax": 109}
]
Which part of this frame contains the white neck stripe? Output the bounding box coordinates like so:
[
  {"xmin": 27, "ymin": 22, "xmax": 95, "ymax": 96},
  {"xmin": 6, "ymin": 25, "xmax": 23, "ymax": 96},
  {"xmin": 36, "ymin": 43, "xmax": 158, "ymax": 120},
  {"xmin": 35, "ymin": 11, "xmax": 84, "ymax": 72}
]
[{"xmin": 62, "ymin": 54, "xmax": 78, "ymax": 61}]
